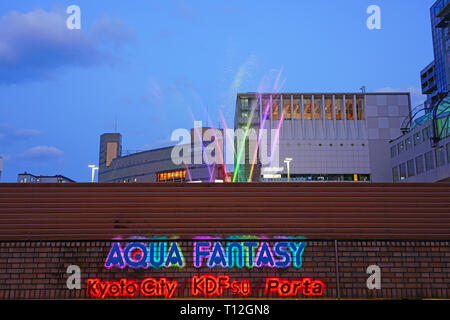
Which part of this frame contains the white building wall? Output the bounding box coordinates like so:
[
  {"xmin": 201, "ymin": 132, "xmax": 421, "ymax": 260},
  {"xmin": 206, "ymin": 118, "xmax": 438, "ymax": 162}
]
[{"xmin": 256, "ymin": 93, "xmax": 410, "ymax": 182}]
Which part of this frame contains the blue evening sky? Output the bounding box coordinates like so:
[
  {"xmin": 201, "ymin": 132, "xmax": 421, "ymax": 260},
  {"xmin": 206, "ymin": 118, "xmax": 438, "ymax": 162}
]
[{"xmin": 0, "ymin": 0, "xmax": 438, "ymax": 182}]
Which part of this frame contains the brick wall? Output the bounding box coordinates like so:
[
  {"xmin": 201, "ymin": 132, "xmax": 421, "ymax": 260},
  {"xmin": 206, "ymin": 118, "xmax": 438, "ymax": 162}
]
[{"xmin": 0, "ymin": 240, "xmax": 448, "ymax": 299}]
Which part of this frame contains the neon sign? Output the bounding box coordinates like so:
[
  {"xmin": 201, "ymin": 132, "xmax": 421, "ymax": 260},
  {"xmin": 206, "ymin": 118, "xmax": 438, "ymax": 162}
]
[
  {"xmin": 265, "ymin": 278, "xmax": 325, "ymax": 296},
  {"xmin": 86, "ymin": 276, "xmax": 325, "ymax": 298},
  {"xmin": 191, "ymin": 275, "xmax": 251, "ymax": 297},
  {"xmin": 90, "ymin": 237, "xmax": 326, "ymax": 299},
  {"xmin": 105, "ymin": 240, "xmax": 306, "ymax": 269},
  {"xmin": 87, "ymin": 278, "xmax": 178, "ymax": 299},
  {"xmin": 105, "ymin": 242, "xmax": 185, "ymax": 269}
]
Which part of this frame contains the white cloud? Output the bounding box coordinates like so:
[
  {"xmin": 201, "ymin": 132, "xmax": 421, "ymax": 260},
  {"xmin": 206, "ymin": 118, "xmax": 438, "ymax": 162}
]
[
  {"xmin": 19, "ymin": 145, "xmax": 64, "ymax": 160},
  {"xmin": 0, "ymin": 8, "xmax": 134, "ymax": 84},
  {"xmin": 0, "ymin": 124, "xmax": 43, "ymax": 142}
]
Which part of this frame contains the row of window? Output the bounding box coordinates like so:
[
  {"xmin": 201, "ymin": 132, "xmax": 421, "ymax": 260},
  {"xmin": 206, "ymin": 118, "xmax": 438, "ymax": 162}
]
[
  {"xmin": 241, "ymin": 95, "xmax": 365, "ymax": 121},
  {"xmin": 156, "ymin": 169, "xmax": 187, "ymax": 182},
  {"xmin": 392, "ymin": 143, "xmax": 450, "ymax": 181},
  {"xmin": 284, "ymin": 143, "xmax": 366, "ymax": 148},
  {"xmin": 391, "ymin": 126, "xmax": 433, "ymax": 158},
  {"xmin": 262, "ymin": 173, "xmax": 370, "ymax": 182}
]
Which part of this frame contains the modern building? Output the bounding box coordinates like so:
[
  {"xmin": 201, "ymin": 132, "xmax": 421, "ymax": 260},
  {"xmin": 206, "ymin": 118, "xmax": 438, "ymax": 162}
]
[
  {"xmin": 98, "ymin": 128, "xmax": 228, "ymax": 183},
  {"xmin": 17, "ymin": 172, "xmax": 76, "ymax": 183},
  {"xmin": 420, "ymin": 0, "xmax": 450, "ymax": 110},
  {"xmin": 390, "ymin": 95, "xmax": 450, "ymax": 182},
  {"xmin": 234, "ymin": 92, "xmax": 411, "ymax": 182}
]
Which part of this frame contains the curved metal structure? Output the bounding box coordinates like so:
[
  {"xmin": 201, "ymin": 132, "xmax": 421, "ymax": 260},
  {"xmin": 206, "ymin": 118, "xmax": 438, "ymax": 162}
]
[
  {"xmin": 401, "ymin": 95, "xmax": 450, "ymax": 142},
  {"xmin": 432, "ymin": 95, "xmax": 450, "ymax": 141}
]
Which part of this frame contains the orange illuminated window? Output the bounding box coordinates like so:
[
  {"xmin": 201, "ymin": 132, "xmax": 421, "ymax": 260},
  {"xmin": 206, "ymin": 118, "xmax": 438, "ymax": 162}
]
[
  {"xmin": 293, "ymin": 99, "xmax": 300, "ymax": 120},
  {"xmin": 303, "ymin": 97, "xmax": 312, "ymax": 120},
  {"xmin": 272, "ymin": 100, "xmax": 280, "ymax": 120},
  {"xmin": 356, "ymin": 96, "xmax": 365, "ymax": 120},
  {"xmin": 283, "ymin": 97, "xmax": 291, "ymax": 120},
  {"xmin": 335, "ymin": 96, "xmax": 343, "ymax": 120},
  {"xmin": 157, "ymin": 169, "xmax": 187, "ymax": 182},
  {"xmin": 346, "ymin": 96, "xmax": 354, "ymax": 120},
  {"xmin": 324, "ymin": 96, "xmax": 333, "ymax": 120}
]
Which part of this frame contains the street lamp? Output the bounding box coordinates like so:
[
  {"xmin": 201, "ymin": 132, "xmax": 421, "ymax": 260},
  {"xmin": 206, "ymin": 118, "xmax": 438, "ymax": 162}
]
[
  {"xmin": 88, "ymin": 164, "xmax": 98, "ymax": 183},
  {"xmin": 284, "ymin": 158, "xmax": 293, "ymax": 182}
]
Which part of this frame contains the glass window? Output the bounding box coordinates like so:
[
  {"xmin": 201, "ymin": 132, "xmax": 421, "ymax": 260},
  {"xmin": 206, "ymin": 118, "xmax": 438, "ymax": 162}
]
[
  {"xmin": 436, "ymin": 147, "xmax": 446, "ymax": 167},
  {"xmin": 413, "ymin": 132, "xmax": 421, "ymax": 146},
  {"xmin": 241, "ymin": 98, "xmax": 249, "ymax": 110},
  {"xmin": 415, "ymin": 155, "xmax": 424, "ymax": 175},
  {"xmin": 272, "ymin": 98, "xmax": 280, "ymax": 120},
  {"xmin": 447, "ymin": 143, "xmax": 450, "ymax": 164},
  {"xmin": 335, "ymin": 96, "xmax": 343, "ymax": 120},
  {"xmin": 405, "ymin": 137, "xmax": 412, "ymax": 151},
  {"xmin": 283, "ymin": 97, "xmax": 291, "ymax": 120},
  {"xmin": 425, "ymin": 151, "xmax": 435, "ymax": 171},
  {"xmin": 303, "ymin": 96, "xmax": 312, "ymax": 120},
  {"xmin": 392, "ymin": 166, "xmax": 399, "ymax": 182},
  {"xmin": 356, "ymin": 96, "xmax": 365, "ymax": 120},
  {"xmin": 390, "ymin": 146, "xmax": 397, "ymax": 158},
  {"xmin": 293, "ymin": 98, "xmax": 300, "ymax": 120},
  {"xmin": 407, "ymin": 159, "xmax": 415, "ymax": 177},
  {"xmin": 397, "ymin": 141, "xmax": 405, "ymax": 154},
  {"xmin": 314, "ymin": 96, "xmax": 322, "ymax": 120},
  {"xmin": 345, "ymin": 95, "xmax": 354, "ymax": 120},
  {"xmin": 262, "ymin": 98, "xmax": 270, "ymax": 120},
  {"xmin": 422, "ymin": 127, "xmax": 429, "ymax": 141},
  {"xmin": 324, "ymin": 96, "xmax": 333, "ymax": 120},
  {"xmin": 399, "ymin": 163, "xmax": 407, "ymax": 180}
]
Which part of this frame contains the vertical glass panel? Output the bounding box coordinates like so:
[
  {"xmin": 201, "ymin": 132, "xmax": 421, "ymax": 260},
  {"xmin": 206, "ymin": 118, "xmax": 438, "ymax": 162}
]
[
  {"xmin": 392, "ymin": 167, "xmax": 399, "ymax": 182},
  {"xmin": 293, "ymin": 97, "xmax": 300, "ymax": 120},
  {"xmin": 314, "ymin": 96, "xmax": 322, "ymax": 120},
  {"xmin": 425, "ymin": 151, "xmax": 435, "ymax": 171},
  {"xmin": 413, "ymin": 132, "xmax": 421, "ymax": 146},
  {"xmin": 345, "ymin": 95, "xmax": 354, "ymax": 120},
  {"xmin": 262, "ymin": 98, "xmax": 270, "ymax": 120},
  {"xmin": 415, "ymin": 155, "xmax": 424, "ymax": 174},
  {"xmin": 399, "ymin": 163, "xmax": 407, "ymax": 180},
  {"xmin": 407, "ymin": 159, "xmax": 415, "ymax": 177},
  {"xmin": 335, "ymin": 96, "xmax": 343, "ymax": 120},
  {"xmin": 447, "ymin": 143, "xmax": 450, "ymax": 164},
  {"xmin": 398, "ymin": 141, "xmax": 405, "ymax": 154},
  {"xmin": 303, "ymin": 96, "xmax": 312, "ymax": 120},
  {"xmin": 249, "ymin": 98, "xmax": 259, "ymax": 118},
  {"xmin": 241, "ymin": 98, "xmax": 249, "ymax": 110},
  {"xmin": 436, "ymin": 147, "xmax": 446, "ymax": 167},
  {"xmin": 422, "ymin": 127, "xmax": 431, "ymax": 141},
  {"xmin": 283, "ymin": 96, "xmax": 291, "ymax": 120},
  {"xmin": 356, "ymin": 96, "xmax": 365, "ymax": 120},
  {"xmin": 405, "ymin": 137, "xmax": 412, "ymax": 150},
  {"xmin": 272, "ymin": 97, "xmax": 280, "ymax": 120},
  {"xmin": 324, "ymin": 96, "xmax": 333, "ymax": 120}
]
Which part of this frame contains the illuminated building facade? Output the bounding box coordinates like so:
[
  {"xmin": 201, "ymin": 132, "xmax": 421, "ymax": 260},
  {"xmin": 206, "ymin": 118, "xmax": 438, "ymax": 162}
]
[
  {"xmin": 390, "ymin": 96, "xmax": 450, "ymax": 182},
  {"xmin": 98, "ymin": 129, "xmax": 227, "ymax": 183},
  {"xmin": 420, "ymin": 0, "xmax": 450, "ymax": 110},
  {"xmin": 234, "ymin": 92, "xmax": 410, "ymax": 182}
]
